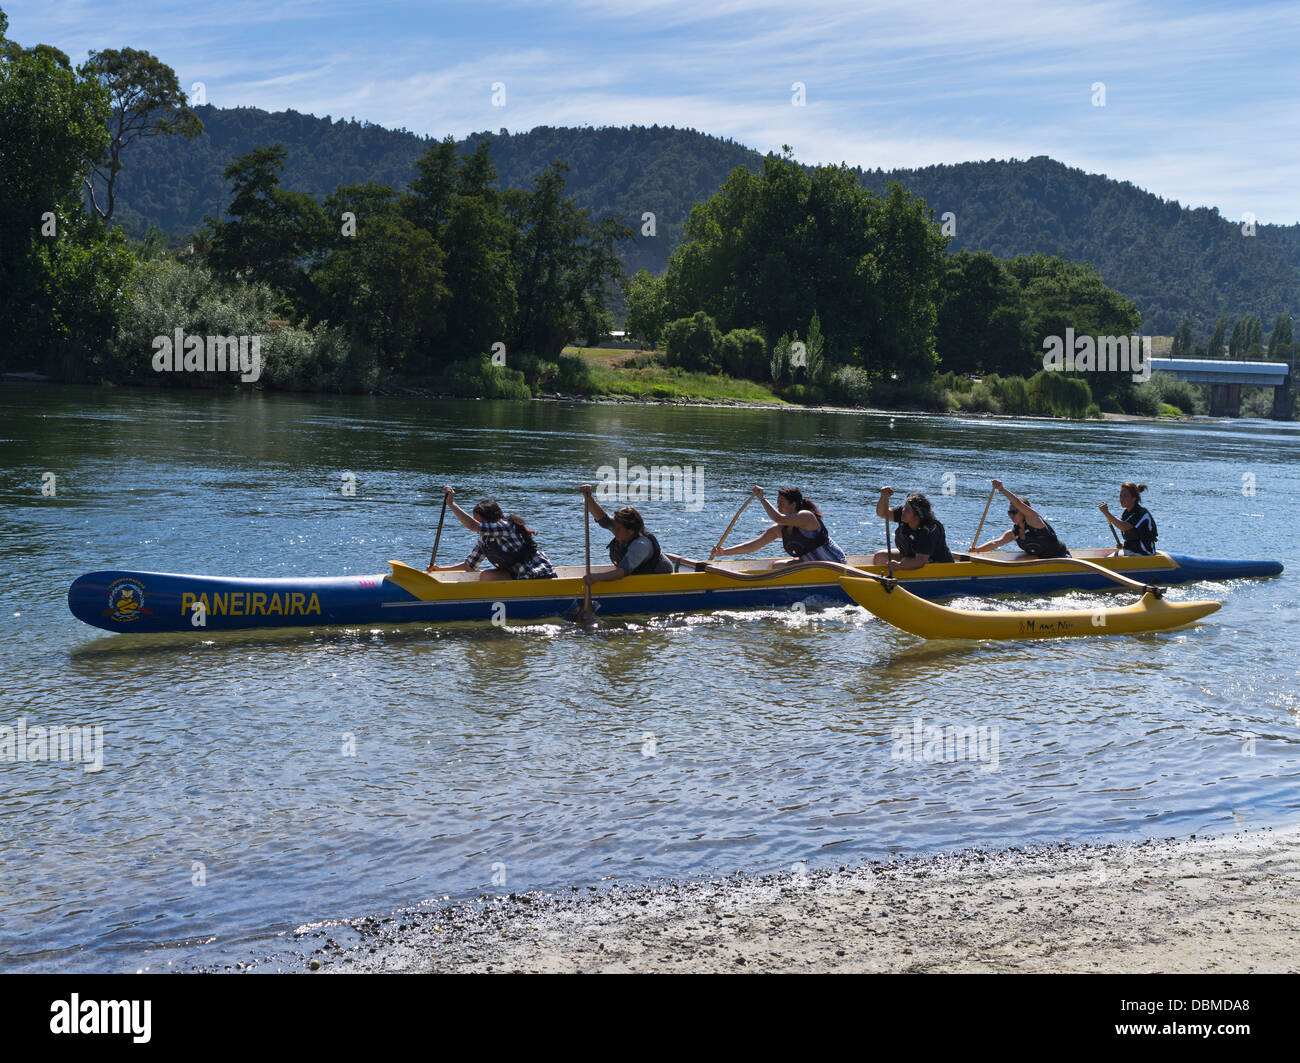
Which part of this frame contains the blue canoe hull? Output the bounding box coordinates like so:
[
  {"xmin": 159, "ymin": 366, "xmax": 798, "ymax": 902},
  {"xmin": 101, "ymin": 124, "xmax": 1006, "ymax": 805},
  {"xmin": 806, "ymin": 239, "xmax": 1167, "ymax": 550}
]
[{"xmin": 67, "ymin": 553, "xmax": 1283, "ymax": 635}]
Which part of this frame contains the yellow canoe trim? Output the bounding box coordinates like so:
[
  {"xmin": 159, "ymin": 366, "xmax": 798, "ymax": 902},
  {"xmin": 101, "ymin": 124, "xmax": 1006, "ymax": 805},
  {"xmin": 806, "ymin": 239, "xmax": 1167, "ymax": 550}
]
[
  {"xmin": 838, "ymin": 576, "xmax": 1221, "ymax": 640},
  {"xmin": 386, "ymin": 551, "xmax": 1181, "ymax": 604}
]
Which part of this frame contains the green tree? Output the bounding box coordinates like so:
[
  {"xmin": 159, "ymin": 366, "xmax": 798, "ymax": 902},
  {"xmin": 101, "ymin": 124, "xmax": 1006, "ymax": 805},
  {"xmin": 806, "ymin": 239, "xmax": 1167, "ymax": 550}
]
[
  {"xmin": 662, "ymin": 311, "xmax": 723, "ymax": 372},
  {"xmin": 0, "ymin": 20, "xmax": 133, "ymax": 374},
  {"xmin": 439, "ymin": 142, "xmax": 516, "ymax": 361},
  {"xmin": 1267, "ymin": 313, "xmax": 1293, "ymax": 363},
  {"xmin": 934, "ymin": 251, "xmax": 1031, "ymax": 375},
  {"xmin": 659, "ymin": 151, "xmax": 944, "ymax": 379},
  {"xmin": 801, "ymin": 310, "xmax": 826, "ymax": 383},
  {"xmin": 1228, "ymin": 317, "xmax": 1246, "ymax": 359},
  {"xmin": 623, "ymin": 268, "xmax": 666, "ymax": 347},
  {"xmin": 403, "ymin": 135, "xmax": 458, "ymax": 237},
  {"xmin": 505, "ymin": 162, "xmax": 631, "ymax": 359},
  {"xmin": 1005, "ymin": 253, "xmax": 1141, "ymax": 409},
  {"xmin": 1170, "ymin": 318, "xmax": 1194, "ymax": 357},
  {"xmin": 1206, "ymin": 316, "xmax": 1229, "ymax": 358},
  {"xmin": 1244, "ymin": 314, "xmax": 1263, "ymax": 358},
  {"xmin": 719, "ymin": 328, "xmax": 766, "ymax": 378},
  {"xmin": 201, "ymin": 144, "xmax": 329, "ymax": 313},
  {"xmin": 312, "ymin": 185, "xmax": 447, "ymax": 373},
  {"xmin": 78, "ymin": 46, "xmax": 202, "ymax": 222}
]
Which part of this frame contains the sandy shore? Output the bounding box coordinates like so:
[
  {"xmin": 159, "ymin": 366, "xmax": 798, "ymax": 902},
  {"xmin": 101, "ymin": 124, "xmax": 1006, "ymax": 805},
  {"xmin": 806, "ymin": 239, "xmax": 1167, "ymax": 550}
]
[{"xmin": 269, "ymin": 825, "xmax": 1300, "ymax": 974}]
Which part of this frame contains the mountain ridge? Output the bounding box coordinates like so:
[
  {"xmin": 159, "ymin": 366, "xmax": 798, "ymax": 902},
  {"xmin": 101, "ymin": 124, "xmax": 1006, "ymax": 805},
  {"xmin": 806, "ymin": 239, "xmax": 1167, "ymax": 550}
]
[{"xmin": 110, "ymin": 106, "xmax": 1300, "ymax": 335}]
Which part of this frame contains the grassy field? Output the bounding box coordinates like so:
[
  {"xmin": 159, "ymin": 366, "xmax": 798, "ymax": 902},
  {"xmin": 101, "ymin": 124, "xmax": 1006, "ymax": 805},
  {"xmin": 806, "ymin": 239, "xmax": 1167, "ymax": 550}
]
[{"xmin": 562, "ymin": 346, "xmax": 787, "ymax": 404}]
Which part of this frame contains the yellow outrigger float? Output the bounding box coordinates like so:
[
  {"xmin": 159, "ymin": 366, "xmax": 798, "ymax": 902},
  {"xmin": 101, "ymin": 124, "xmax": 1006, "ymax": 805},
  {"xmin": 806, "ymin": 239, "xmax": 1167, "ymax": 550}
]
[{"xmin": 839, "ymin": 574, "xmax": 1221, "ymax": 641}]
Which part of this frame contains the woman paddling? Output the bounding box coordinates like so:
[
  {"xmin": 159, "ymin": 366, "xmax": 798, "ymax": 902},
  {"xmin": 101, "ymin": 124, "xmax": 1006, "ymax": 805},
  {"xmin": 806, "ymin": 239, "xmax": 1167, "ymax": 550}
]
[
  {"xmin": 872, "ymin": 487, "xmax": 955, "ymax": 569},
  {"xmin": 1100, "ymin": 481, "xmax": 1158, "ymax": 556},
  {"xmin": 710, "ymin": 486, "xmax": 847, "ymax": 566},
  {"xmin": 970, "ymin": 480, "xmax": 1070, "ymax": 558},
  {"xmin": 426, "ymin": 487, "xmax": 557, "ymax": 579},
  {"xmin": 579, "ymin": 485, "xmax": 673, "ymax": 583}
]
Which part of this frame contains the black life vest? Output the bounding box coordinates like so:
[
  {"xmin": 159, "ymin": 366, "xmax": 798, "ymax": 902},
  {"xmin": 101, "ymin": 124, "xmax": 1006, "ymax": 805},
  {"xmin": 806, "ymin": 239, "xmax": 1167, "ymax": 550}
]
[
  {"xmin": 1121, "ymin": 505, "xmax": 1158, "ymax": 554},
  {"xmin": 608, "ymin": 531, "xmax": 664, "ymax": 575},
  {"xmin": 895, "ymin": 518, "xmax": 955, "ymax": 563},
  {"xmin": 1014, "ymin": 519, "xmax": 1069, "ymax": 558},
  {"xmin": 781, "ymin": 517, "xmax": 830, "ymax": 557}
]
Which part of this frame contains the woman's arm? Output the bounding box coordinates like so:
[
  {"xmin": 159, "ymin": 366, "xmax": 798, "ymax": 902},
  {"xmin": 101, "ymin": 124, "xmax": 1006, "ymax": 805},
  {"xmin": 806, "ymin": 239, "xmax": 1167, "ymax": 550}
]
[
  {"xmin": 971, "ymin": 529, "xmax": 1015, "ymax": 552},
  {"xmin": 580, "ymin": 484, "xmax": 611, "ymax": 524},
  {"xmin": 875, "ymin": 487, "xmax": 894, "ymax": 520},
  {"xmin": 1098, "ymin": 502, "xmax": 1133, "ymax": 532},
  {"xmin": 712, "ymin": 525, "xmax": 782, "ymax": 557},
  {"xmin": 441, "ymin": 486, "xmax": 479, "ymax": 532},
  {"xmin": 426, "ymin": 561, "xmax": 473, "ymax": 572},
  {"xmin": 584, "ymin": 565, "xmax": 627, "ymax": 584},
  {"xmin": 993, "ymin": 480, "xmax": 1046, "ymax": 529}
]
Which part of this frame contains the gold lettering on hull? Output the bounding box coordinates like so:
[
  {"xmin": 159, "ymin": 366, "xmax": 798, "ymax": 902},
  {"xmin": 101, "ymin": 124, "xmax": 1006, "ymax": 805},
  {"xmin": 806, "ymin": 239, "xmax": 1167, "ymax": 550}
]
[{"xmin": 180, "ymin": 591, "xmax": 321, "ymax": 617}]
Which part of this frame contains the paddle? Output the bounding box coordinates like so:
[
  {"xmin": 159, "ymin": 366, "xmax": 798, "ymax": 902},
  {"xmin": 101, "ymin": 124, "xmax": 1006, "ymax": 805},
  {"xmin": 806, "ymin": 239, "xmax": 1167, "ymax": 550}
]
[
  {"xmin": 709, "ymin": 492, "xmax": 754, "ymax": 560},
  {"xmin": 971, "ymin": 482, "xmax": 996, "ymax": 551},
  {"xmin": 578, "ymin": 500, "xmax": 596, "ymax": 624},
  {"xmin": 1106, "ymin": 512, "xmax": 1123, "ymax": 549},
  {"xmin": 427, "ymin": 489, "xmax": 449, "ymax": 570},
  {"xmin": 885, "ymin": 508, "xmax": 894, "ymax": 580}
]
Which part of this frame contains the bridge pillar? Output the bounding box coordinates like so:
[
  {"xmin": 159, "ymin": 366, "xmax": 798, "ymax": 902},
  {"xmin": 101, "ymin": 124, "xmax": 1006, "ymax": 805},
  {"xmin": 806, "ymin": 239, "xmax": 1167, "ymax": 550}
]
[
  {"xmin": 1274, "ymin": 379, "xmax": 1294, "ymax": 420},
  {"xmin": 1209, "ymin": 382, "xmax": 1241, "ymax": 417}
]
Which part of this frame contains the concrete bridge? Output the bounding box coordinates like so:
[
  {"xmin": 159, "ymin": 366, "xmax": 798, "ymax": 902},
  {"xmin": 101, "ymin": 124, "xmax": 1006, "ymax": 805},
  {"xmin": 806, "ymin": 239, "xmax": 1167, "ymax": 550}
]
[{"xmin": 1148, "ymin": 357, "xmax": 1293, "ymax": 418}]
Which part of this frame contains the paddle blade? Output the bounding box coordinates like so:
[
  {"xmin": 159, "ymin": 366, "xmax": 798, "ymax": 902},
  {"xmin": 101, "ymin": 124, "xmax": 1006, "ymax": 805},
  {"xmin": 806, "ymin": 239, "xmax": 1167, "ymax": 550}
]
[{"xmin": 565, "ymin": 597, "xmax": 602, "ymax": 624}]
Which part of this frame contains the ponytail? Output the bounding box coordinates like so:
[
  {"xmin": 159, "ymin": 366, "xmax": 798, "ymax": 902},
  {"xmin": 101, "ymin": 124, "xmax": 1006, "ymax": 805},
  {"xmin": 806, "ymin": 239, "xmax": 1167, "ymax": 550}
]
[
  {"xmin": 474, "ymin": 500, "xmax": 537, "ymax": 546},
  {"xmin": 506, "ymin": 513, "xmax": 537, "ymax": 548}
]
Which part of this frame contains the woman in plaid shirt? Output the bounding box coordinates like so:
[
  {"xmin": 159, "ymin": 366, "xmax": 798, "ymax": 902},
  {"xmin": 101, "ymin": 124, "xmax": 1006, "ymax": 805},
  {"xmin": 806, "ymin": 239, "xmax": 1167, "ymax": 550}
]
[{"xmin": 426, "ymin": 487, "xmax": 557, "ymax": 579}]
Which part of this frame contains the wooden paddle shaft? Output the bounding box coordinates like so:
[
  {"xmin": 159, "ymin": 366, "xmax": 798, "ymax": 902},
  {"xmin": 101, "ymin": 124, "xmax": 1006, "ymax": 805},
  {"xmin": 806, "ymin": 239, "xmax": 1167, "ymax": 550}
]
[
  {"xmin": 712, "ymin": 493, "xmax": 755, "ymax": 557},
  {"xmin": 582, "ymin": 500, "xmax": 593, "ymax": 619},
  {"xmin": 1107, "ymin": 514, "xmax": 1123, "ymax": 547},
  {"xmin": 971, "ymin": 482, "xmax": 996, "ymax": 551},
  {"xmin": 428, "ymin": 492, "xmax": 449, "ymax": 568},
  {"xmin": 885, "ymin": 511, "xmax": 893, "ymax": 577}
]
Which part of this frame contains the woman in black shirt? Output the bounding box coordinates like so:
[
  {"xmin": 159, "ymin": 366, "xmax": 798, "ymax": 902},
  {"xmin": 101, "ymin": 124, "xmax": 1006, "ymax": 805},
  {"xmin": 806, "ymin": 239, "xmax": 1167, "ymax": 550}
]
[{"xmin": 872, "ymin": 487, "xmax": 955, "ymax": 569}]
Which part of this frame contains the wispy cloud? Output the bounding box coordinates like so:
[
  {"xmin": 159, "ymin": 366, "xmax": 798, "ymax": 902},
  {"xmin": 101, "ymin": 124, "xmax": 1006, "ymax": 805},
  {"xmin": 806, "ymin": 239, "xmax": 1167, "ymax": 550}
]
[{"xmin": 5, "ymin": 0, "xmax": 1297, "ymax": 221}]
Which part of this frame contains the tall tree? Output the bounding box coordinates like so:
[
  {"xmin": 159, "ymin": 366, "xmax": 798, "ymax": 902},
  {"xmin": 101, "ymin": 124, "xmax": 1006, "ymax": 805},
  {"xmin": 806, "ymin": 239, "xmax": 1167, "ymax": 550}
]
[
  {"xmin": 311, "ymin": 188, "xmax": 447, "ymax": 375},
  {"xmin": 505, "ymin": 162, "xmax": 630, "ymax": 359},
  {"xmin": 1268, "ymin": 313, "xmax": 1293, "ymax": 363},
  {"xmin": 78, "ymin": 47, "xmax": 202, "ymax": 221},
  {"xmin": 659, "ymin": 151, "xmax": 945, "ymax": 378},
  {"xmin": 935, "ymin": 251, "xmax": 1031, "ymax": 376},
  {"xmin": 623, "ymin": 268, "xmax": 667, "ymax": 348},
  {"xmin": 1206, "ymin": 316, "xmax": 1229, "ymax": 358},
  {"xmin": 201, "ymin": 144, "xmax": 328, "ymax": 312},
  {"xmin": 403, "ymin": 135, "xmax": 458, "ymax": 237},
  {"xmin": 0, "ymin": 18, "xmax": 133, "ymax": 373}
]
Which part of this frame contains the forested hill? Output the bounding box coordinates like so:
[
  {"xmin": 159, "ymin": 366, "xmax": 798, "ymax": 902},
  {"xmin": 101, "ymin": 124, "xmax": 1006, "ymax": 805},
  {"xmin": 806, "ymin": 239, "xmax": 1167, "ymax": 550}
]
[
  {"xmin": 113, "ymin": 106, "xmax": 1299, "ymax": 334},
  {"xmin": 855, "ymin": 158, "xmax": 1300, "ymax": 335},
  {"xmin": 111, "ymin": 108, "xmax": 762, "ymax": 278}
]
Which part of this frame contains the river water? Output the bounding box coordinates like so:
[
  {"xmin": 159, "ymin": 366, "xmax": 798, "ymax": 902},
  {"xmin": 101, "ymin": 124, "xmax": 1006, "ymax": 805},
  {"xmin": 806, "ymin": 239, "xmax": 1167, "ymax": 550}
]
[{"xmin": 2, "ymin": 383, "xmax": 1297, "ymax": 971}]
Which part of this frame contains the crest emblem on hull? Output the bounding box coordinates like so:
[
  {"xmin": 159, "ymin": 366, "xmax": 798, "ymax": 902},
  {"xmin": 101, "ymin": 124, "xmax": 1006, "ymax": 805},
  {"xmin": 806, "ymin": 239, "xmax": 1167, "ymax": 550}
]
[{"xmin": 104, "ymin": 578, "xmax": 150, "ymax": 623}]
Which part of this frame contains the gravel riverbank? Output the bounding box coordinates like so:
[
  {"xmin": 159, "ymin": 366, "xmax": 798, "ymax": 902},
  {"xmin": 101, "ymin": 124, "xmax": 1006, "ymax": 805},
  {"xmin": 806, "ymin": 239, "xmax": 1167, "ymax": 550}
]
[{"xmin": 243, "ymin": 824, "xmax": 1300, "ymax": 974}]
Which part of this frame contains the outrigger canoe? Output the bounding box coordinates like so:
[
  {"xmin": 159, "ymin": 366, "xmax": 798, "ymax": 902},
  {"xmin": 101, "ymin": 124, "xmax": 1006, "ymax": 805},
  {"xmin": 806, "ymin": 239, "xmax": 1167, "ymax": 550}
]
[
  {"xmin": 839, "ymin": 576, "xmax": 1221, "ymax": 640},
  {"xmin": 67, "ymin": 551, "xmax": 1281, "ymax": 635}
]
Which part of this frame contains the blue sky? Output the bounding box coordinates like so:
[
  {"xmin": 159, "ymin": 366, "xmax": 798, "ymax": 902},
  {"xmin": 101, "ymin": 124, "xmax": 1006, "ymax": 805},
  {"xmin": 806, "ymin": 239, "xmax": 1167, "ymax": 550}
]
[{"xmin": 7, "ymin": 0, "xmax": 1298, "ymax": 222}]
